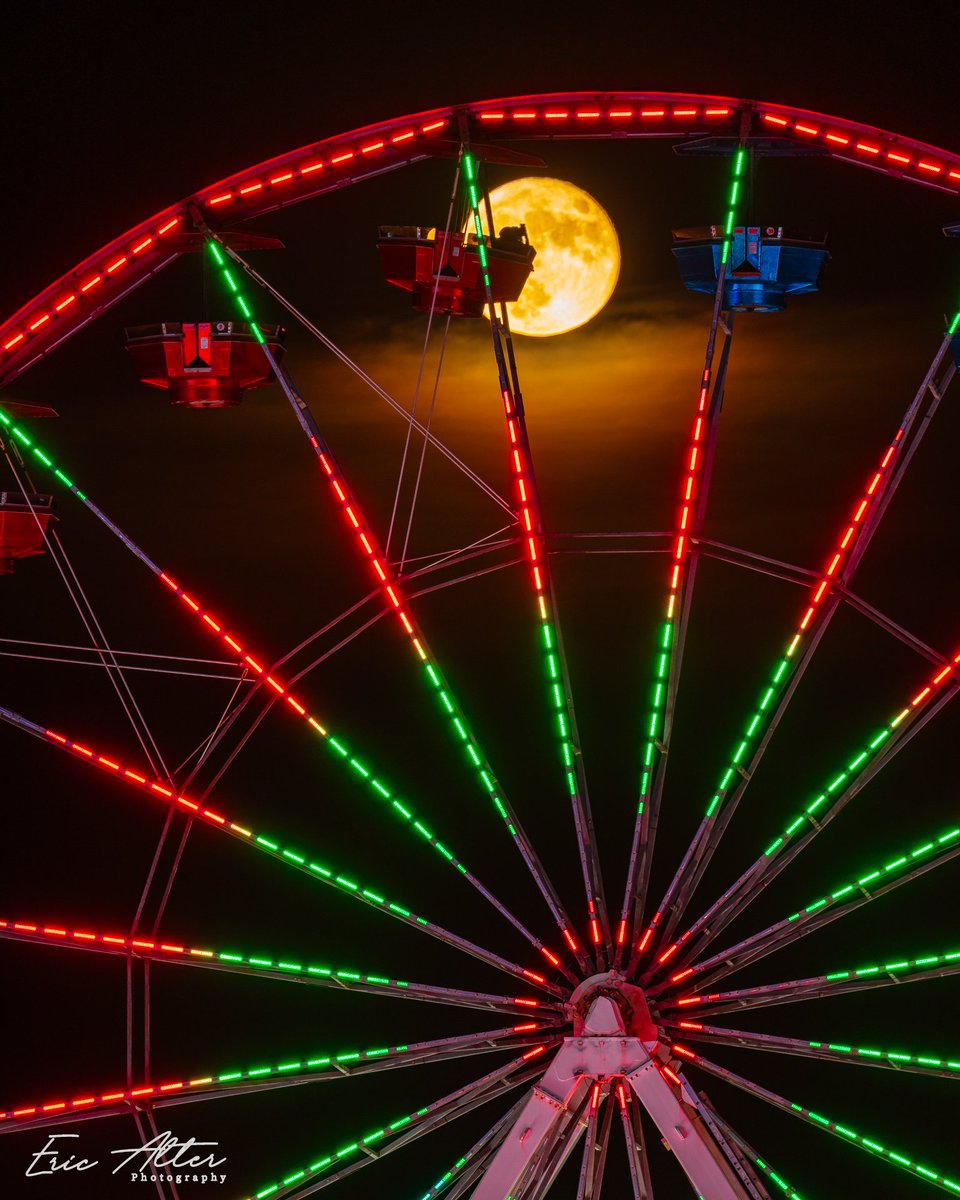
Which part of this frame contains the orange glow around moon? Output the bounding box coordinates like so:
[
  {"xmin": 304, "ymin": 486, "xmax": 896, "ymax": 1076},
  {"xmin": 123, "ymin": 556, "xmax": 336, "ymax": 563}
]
[{"xmin": 484, "ymin": 177, "xmax": 620, "ymax": 336}]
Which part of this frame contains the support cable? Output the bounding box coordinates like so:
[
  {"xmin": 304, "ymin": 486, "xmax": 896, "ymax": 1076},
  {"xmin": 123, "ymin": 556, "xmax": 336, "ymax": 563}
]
[{"xmin": 386, "ymin": 158, "xmax": 461, "ymax": 557}]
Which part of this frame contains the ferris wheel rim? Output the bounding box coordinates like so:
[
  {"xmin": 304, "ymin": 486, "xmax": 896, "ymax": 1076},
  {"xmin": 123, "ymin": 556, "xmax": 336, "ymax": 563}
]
[{"xmin": 1, "ymin": 90, "xmax": 959, "ymax": 389}]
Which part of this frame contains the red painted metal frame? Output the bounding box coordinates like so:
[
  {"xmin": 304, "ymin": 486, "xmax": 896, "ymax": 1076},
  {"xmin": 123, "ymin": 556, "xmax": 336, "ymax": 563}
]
[{"xmin": 2, "ymin": 93, "xmax": 958, "ymax": 386}]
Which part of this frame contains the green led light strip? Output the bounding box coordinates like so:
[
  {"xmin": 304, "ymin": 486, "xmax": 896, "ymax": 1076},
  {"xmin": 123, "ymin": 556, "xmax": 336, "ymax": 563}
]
[
  {"xmin": 805, "ymin": 1039, "xmax": 960, "ymax": 1074},
  {"xmin": 243, "ymin": 1048, "xmax": 548, "ymax": 1200},
  {"xmin": 788, "ymin": 825, "xmax": 960, "ymax": 920},
  {"xmin": 623, "ymin": 143, "xmax": 746, "ymax": 956},
  {"xmin": 461, "ymin": 151, "xmax": 604, "ymax": 956},
  {"xmin": 750, "ymin": 1154, "xmax": 804, "ymax": 1199},
  {"xmin": 824, "ymin": 947, "xmax": 960, "ymax": 983},
  {"xmin": 641, "ymin": 147, "xmax": 746, "ymax": 797},
  {"xmin": 677, "ymin": 1020, "xmax": 960, "ymax": 1079},
  {"xmin": 764, "ymin": 656, "xmax": 960, "ymax": 859},
  {"xmin": 419, "ymin": 1153, "xmax": 472, "ymax": 1200},
  {"xmin": 207, "ymin": 237, "xmax": 574, "ymax": 970},
  {"xmin": 36, "ymin": 723, "xmax": 553, "ymax": 990},
  {"xmin": 682, "ymin": 823, "xmax": 960, "ymax": 983},
  {"xmin": 785, "ymin": 1101, "xmax": 960, "ymax": 1194},
  {"xmin": 0, "ymin": 917, "xmax": 553, "ymax": 1013},
  {"xmin": 1, "ymin": 1036, "xmax": 440, "ymax": 1124},
  {"xmin": 679, "ymin": 1047, "xmax": 960, "ymax": 1196},
  {"xmin": 1, "ymin": 1025, "xmax": 545, "ymax": 1129}
]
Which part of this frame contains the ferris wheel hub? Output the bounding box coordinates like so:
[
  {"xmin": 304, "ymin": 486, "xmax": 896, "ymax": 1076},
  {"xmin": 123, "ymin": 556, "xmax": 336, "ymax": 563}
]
[{"xmin": 567, "ymin": 970, "xmax": 658, "ymax": 1040}]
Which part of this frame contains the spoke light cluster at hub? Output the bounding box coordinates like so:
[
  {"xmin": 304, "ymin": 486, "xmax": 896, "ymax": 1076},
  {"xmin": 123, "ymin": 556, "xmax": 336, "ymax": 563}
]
[{"xmin": 208, "ymin": 239, "xmax": 574, "ymax": 974}]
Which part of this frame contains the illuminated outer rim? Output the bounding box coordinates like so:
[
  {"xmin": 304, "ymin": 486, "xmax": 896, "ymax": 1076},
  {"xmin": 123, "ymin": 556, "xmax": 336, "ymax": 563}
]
[{"xmin": 2, "ymin": 92, "xmax": 959, "ymax": 386}]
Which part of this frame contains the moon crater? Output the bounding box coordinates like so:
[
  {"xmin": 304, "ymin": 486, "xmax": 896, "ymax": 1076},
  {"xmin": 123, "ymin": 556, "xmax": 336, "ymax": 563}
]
[{"xmin": 486, "ymin": 177, "xmax": 621, "ymax": 337}]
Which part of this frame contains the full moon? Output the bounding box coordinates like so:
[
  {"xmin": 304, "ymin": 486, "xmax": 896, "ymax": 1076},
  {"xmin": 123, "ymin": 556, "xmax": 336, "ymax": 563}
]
[{"xmin": 484, "ymin": 177, "xmax": 620, "ymax": 336}]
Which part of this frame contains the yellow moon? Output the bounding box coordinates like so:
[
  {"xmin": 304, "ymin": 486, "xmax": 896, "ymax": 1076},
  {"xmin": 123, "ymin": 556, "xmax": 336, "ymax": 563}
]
[{"xmin": 484, "ymin": 177, "xmax": 620, "ymax": 336}]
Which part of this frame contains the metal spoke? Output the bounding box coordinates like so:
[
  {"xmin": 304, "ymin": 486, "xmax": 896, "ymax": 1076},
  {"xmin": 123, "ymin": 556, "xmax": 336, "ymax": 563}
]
[
  {"xmin": 700, "ymin": 1098, "xmax": 800, "ymax": 1200},
  {"xmin": 622, "ymin": 317, "xmax": 735, "ymax": 965},
  {"xmin": 0, "ymin": 705, "xmax": 565, "ymax": 996},
  {"xmin": 647, "ymin": 339, "xmax": 956, "ymax": 958},
  {"xmin": 575, "ymin": 1086, "xmax": 603, "ymax": 1200},
  {"xmin": 1, "ymin": 400, "xmax": 564, "ymax": 978},
  {"xmin": 0, "ymin": 1025, "xmax": 554, "ymax": 1136},
  {"xmin": 209, "ymin": 241, "xmax": 579, "ymax": 975},
  {"xmin": 577, "ymin": 1088, "xmax": 614, "ymax": 1200},
  {"xmin": 415, "ymin": 1093, "xmax": 530, "ymax": 1200},
  {"xmin": 656, "ymin": 822, "xmax": 960, "ymax": 994},
  {"xmin": 662, "ymin": 657, "xmax": 960, "ymax": 973},
  {"xmin": 616, "ymin": 1084, "xmax": 653, "ymax": 1200},
  {"xmin": 621, "ymin": 124, "xmax": 751, "ymax": 968},
  {"xmin": 667, "ymin": 1018, "xmax": 960, "ymax": 1080},
  {"xmin": 0, "ymin": 919, "xmax": 561, "ymax": 1018},
  {"xmin": 662, "ymin": 944, "xmax": 960, "ymax": 1018},
  {"xmin": 249, "ymin": 1048, "xmax": 554, "ymax": 1200},
  {"xmin": 459, "ymin": 147, "xmax": 607, "ymax": 967},
  {"xmin": 670, "ymin": 1045, "xmax": 960, "ymax": 1196}
]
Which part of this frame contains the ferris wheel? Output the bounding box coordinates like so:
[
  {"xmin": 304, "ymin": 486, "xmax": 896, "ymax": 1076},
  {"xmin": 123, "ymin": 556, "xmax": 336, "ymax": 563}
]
[{"xmin": 1, "ymin": 92, "xmax": 960, "ymax": 1199}]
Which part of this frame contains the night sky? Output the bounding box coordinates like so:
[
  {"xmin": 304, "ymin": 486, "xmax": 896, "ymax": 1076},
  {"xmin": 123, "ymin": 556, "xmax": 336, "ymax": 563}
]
[{"xmin": 3, "ymin": 5, "xmax": 960, "ymax": 1199}]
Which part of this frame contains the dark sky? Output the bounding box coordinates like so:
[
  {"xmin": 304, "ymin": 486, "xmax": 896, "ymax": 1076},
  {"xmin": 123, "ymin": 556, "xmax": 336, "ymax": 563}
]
[{"xmin": 2, "ymin": 5, "xmax": 960, "ymax": 1199}]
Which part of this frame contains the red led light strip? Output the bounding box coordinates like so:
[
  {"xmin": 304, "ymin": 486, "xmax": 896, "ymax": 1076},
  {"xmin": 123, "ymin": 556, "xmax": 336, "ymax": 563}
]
[
  {"xmin": 760, "ymin": 111, "xmax": 960, "ymax": 190},
  {"xmin": 620, "ymin": 141, "xmax": 743, "ymax": 963},
  {"xmin": 462, "ymin": 153, "xmax": 608, "ymax": 962},
  {"xmin": 477, "ymin": 106, "xmax": 732, "ymax": 123},
  {"xmin": 0, "ymin": 396, "xmax": 560, "ymax": 977},
  {"xmin": 208, "ymin": 244, "xmax": 573, "ymax": 977},
  {"xmin": 31, "ymin": 723, "xmax": 561, "ymax": 993},
  {"xmin": 309, "ymin": 439, "xmax": 570, "ymax": 971},
  {"xmin": 0, "ymin": 215, "xmax": 181, "ymax": 358},
  {"xmin": 202, "ymin": 119, "xmax": 448, "ymax": 212},
  {"xmin": 647, "ymin": 357, "xmax": 947, "ymax": 964},
  {"xmin": 0, "ymin": 917, "xmax": 551, "ymax": 1014}
]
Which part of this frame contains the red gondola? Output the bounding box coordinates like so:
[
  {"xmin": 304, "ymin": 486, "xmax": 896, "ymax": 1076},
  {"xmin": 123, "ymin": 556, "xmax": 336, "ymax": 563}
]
[
  {"xmin": 377, "ymin": 226, "xmax": 536, "ymax": 317},
  {"xmin": 0, "ymin": 492, "xmax": 55, "ymax": 575},
  {"xmin": 125, "ymin": 321, "xmax": 284, "ymax": 408}
]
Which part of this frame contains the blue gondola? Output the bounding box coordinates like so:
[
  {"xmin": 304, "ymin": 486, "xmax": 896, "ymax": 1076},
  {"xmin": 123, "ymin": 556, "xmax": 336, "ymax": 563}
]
[{"xmin": 673, "ymin": 225, "xmax": 829, "ymax": 312}]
